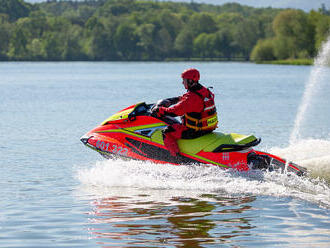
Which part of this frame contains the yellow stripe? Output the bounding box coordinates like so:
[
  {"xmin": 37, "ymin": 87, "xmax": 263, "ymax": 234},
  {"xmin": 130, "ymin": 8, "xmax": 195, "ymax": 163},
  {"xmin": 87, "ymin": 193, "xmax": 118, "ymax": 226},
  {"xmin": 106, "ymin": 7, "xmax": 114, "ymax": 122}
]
[
  {"xmin": 128, "ymin": 123, "xmax": 166, "ymax": 131},
  {"xmin": 200, "ymin": 113, "xmax": 217, "ymax": 122},
  {"xmin": 185, "ymin": 113, "xmax": 217, "ymax": 123},
  {"xmin": 185, "ymin": 120, "xmax": 218, "ymax": 131},
  {"xmin": 184, "ymin": 152, "xmax": 229, "ymax": 168},
  {"xmin": 96, "ymin": 129, "xmax": 152, "ymax": 140},
  {"xmin": 185, "ymin": 114, "xmax": 198, "ymax": 122},
  {"xmin": 96, "ymin": 123, "xmax": 166, "ymax": 139}
]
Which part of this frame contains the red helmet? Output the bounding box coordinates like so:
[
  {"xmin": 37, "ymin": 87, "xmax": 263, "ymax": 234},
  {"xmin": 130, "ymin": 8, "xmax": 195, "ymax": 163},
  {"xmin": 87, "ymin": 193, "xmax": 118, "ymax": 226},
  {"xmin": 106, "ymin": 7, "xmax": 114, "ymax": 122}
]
[{"xmin": 181, "ymin": 68, "xmax": 200, "ymax": 81}]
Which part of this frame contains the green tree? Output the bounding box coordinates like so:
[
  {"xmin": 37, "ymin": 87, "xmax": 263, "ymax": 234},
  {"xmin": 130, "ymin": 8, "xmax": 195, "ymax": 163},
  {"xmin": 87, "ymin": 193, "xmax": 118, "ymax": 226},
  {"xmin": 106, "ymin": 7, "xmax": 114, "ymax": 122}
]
[
  {"xmin": 15, "ymin": 12, "xmax": 47, "ymax": 40},
  {"xmin": 215, "ymin": 29, "xmax": 236, "ymax": 58},
  {"xmin": 187, "ymin": 13, "xmax": 217, "ymax": 36},
  {"xmin": 216, "ymin": 12, "xmax": 244, "ymax": 31},
  {"xmin": 233, "ymin": 18, "xmax": 263, "ymax": 59},
  {"xmin": 154, "ymin": 27, "xmax": 173, "ymax": 59},
  {"xmin": 40, "ymin": 17, "xmax": 73, "ymax": 60},
  {"xmin": 62, "ymin": 25, "xmax": 85, "ymax": 60},
  {"xmin": 193, "ymin": 33, "xmax": 216, "ymax": 57},
  {"xmin": 114, "ymin": 21, "xmax": 139, "ymax": 60},
  {"xmin": 273, "ymin": 36, "xmax": 296, "ymax": 59},
  {"xmin": 77, "ymin": 6, "xmax": 96, "ymax": 24},
  {"xmin": 0, "ymin": 0, "xmax": 32, "ymax": 22},
  {"xmin": 0, "ymin": 13, "xmax": 9, "ymax": 23},
  {"xmin": 309, "ymin": 10, "xmax": 330, "ymax": 50},
  {"xmin": 272, "ymin": 9, "xmax": 315, "ymax": 59},
  {"xmin": 98, "ymin": 0, "xmax": 135, "ymax": 17},
  {"xmin": 174, "ymin": 29, "xmax": 194, "ymax": 58},
  {"xmin": 43, "ymin": 32, "xmax": 63, "ymax": 60},
  {"xmin": 84, "ymin": 16, "xmax": 106, "ymax": 59},
  {"xmin": 250, "ymin": 39, "xmax": 275, "ymax": 62},
  {"xmin": 0, "ymin": 20, "xmax": 11, "ymax": 59},
  {"xmin": 137, "ymin": 23, "xmax": 156, "ymax": 59},
  {"xmin": 27, "ymin": 38, "xmax": 45, "ymax": 60},
  {"xmin": 158, "ymin": 10, "xmax": 182, "ymax": 40},
  {"xmin": 8, "ymin": 27, "xmax": 28, "ymax": 59}
]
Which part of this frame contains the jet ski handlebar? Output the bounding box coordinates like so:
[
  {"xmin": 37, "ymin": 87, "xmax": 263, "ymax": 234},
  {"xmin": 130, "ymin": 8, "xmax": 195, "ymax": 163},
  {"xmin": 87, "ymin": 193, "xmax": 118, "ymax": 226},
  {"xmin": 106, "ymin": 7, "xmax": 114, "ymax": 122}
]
[
  {"xmin": 125, "ymin": 102, "xmax": 179, "ymax": 125},
  {"xmin": 154, "ymin": 97, "xmax": 180, "ymax": 108}
]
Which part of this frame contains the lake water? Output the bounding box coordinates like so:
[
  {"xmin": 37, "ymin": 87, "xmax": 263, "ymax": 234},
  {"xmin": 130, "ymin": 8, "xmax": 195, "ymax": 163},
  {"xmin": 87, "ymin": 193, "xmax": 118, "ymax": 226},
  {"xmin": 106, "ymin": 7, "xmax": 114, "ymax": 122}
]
[{"xmin": 1, "ymin": 62, "xmax": 329, "ymax": 247}]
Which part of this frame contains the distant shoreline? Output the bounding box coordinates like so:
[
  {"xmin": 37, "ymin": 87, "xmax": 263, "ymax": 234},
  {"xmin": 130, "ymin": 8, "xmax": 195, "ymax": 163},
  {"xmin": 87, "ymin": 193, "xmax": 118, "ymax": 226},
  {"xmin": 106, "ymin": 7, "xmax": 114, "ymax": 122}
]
[
  {"xmin": 0, "ymin": 59, "xmax": 313, "ymax": 65},
  {"xmin": 256, "ymin": 59, "xmax": 313, "ymax": 65},
  {"xmin": 2, "ymin": 1, "xmax": 327, "ymax": 64}
]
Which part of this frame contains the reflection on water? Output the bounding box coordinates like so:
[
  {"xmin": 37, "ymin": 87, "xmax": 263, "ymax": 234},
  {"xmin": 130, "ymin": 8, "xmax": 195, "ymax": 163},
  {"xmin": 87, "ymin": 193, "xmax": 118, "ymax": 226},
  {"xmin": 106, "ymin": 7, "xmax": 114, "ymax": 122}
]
[
  {"xmin": 77, "ymin": 159, "xmax": 330, "ymax": 247},
  {"xmin": 87, "ymin": 193, "xmax": 256, "ymax": 247},
  {"xmin": 84, "ymin": 190, "xmax": 330, "ymax": 247}
]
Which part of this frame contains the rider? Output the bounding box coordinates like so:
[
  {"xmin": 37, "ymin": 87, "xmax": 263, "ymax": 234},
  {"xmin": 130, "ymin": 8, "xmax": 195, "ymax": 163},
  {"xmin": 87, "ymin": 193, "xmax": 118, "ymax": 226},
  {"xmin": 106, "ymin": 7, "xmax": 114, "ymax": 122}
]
[{"xmin": 153, "ymin": 68, "xmax": 218, "ymax": 156}]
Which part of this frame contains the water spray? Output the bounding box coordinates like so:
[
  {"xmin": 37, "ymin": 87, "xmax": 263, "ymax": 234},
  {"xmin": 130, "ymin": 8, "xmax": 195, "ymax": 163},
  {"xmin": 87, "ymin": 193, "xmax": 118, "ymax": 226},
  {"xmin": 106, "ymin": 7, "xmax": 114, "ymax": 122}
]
[{"xmin": 290, "ymin": 36, "xmax": 330, "ymax": 144}]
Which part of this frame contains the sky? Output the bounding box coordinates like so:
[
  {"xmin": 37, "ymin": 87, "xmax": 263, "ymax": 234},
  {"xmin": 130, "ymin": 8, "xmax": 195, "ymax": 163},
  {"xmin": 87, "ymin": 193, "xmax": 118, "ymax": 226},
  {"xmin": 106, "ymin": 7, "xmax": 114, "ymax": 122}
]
[{"xmin": 25, "ymin": 0, "xmax": 329, "ymax": 12}]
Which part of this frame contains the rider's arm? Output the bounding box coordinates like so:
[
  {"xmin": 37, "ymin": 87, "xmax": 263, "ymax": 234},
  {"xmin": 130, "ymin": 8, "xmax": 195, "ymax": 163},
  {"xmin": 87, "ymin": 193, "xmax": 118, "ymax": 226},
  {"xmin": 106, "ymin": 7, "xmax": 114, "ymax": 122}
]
[
  {"xmin": 155, "ymin": 97, "xmax": 181, "ymax": 108},
  {"xmin": 164, "ymin": 93, "xmax": 203, "ymax": 116},
  {"xmin": 163, "ymin": 97, "xmax": 181, "ymax": 107}
]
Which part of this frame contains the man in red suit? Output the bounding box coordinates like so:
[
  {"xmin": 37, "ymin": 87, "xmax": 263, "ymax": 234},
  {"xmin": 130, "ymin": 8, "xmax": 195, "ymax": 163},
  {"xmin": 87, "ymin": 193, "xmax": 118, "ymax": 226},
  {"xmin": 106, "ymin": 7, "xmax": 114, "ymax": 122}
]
[{"xmin": 153, "ymin": 68, "xmax": 218, "ymax": 156}]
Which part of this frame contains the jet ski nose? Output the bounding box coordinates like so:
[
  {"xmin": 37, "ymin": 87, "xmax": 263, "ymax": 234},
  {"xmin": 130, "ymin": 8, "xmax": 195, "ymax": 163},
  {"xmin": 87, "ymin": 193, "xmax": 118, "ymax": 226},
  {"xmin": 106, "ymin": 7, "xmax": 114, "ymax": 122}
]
[{"xmin": 80, "ymin": 135, "xmax": 91, "ymax": 145}]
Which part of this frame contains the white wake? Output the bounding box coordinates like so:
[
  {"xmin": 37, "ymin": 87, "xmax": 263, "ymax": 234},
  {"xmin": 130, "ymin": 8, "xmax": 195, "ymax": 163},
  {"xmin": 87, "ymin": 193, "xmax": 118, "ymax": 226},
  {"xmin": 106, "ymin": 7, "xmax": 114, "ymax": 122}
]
[{"xmin": 77, "ymin": 157, "xmax": 330, "ymax": 208}]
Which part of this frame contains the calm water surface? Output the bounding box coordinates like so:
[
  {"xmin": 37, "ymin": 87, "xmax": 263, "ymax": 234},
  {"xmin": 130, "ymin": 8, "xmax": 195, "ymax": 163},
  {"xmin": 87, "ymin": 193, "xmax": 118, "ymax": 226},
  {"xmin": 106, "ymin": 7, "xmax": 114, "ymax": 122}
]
[{"xmin": 1, "ymin": 62, "xmax": 329, "ymax": 247}]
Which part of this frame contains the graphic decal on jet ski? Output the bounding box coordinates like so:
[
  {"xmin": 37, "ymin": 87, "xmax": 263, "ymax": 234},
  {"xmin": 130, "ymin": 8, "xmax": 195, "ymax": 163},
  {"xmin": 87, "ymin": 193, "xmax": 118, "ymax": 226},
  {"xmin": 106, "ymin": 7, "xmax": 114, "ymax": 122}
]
[
  {"xmin": 81, "ymin": 102, "xmax": 307, "ymax": 176},
  {"xmin": 125, "ymin": 137, "xmax": 202, "ymax": 164}
]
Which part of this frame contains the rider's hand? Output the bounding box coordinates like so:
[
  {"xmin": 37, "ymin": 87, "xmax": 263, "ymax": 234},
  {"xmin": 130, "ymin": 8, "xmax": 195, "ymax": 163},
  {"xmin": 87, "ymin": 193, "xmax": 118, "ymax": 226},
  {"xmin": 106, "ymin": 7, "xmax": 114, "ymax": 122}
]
[
  {"xmin": 152, "ymin": 106, "xmax": 166, "ymax": 117},
  {"xmin": 158, "ymin": 107, "xmax": 166, "ymax": 117}
]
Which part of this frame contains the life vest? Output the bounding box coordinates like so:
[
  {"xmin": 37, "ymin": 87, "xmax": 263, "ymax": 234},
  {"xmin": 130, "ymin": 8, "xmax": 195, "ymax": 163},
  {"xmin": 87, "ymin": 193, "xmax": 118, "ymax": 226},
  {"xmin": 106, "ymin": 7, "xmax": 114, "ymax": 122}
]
[{"xmin": 184, "ymin": 87, "xmax": 218, "ymax": 131}]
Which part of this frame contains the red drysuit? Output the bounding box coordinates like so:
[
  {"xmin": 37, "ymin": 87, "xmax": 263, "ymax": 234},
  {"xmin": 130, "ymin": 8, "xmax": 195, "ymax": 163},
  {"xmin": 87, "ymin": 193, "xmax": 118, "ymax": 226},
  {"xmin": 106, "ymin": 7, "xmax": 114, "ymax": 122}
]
[{"xmin": 156, "ymin": 85, "xmax": 217, "ymax": 156}]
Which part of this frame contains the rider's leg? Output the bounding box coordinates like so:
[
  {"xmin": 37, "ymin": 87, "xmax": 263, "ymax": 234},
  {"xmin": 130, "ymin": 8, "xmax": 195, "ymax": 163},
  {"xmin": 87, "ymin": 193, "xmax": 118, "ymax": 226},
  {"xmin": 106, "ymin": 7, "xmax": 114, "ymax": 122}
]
[{"xmin": 162, "ymin": 124, "xmax": 187, "ymax": 156}]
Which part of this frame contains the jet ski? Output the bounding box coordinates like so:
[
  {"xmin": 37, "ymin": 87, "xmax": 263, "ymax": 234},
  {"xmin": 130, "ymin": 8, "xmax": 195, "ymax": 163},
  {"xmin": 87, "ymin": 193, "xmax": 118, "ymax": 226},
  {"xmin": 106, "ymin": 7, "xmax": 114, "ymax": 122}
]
[{"xmin": 80, "ymin": 102, "xmax": 307, "ymax": 176}]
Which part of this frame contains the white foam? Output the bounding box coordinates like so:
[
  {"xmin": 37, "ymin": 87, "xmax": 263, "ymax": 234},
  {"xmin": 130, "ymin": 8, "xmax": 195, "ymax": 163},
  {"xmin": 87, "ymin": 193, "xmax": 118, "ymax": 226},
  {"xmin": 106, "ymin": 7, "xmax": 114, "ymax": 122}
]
[
  {"xmin": 269, "ymin": 138, "xmax": 330, "ymax": 182},
  {"xmin": 77, "ymin": 158, "xmax": 330, "ymax": 208}
]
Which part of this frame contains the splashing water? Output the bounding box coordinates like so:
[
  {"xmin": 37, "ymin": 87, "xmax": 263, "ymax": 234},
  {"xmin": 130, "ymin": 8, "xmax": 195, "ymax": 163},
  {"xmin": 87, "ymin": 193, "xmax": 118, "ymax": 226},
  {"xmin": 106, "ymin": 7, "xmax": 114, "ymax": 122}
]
[
  {"xmin": 77, "ymin": 159, "xmax": 330, "ymax": 208},
  {"xmin": 290, "ymin": 36, "xmax": 330, "ymax": 144},
  {"xmin": 270, "ymin": 139, "xmax": 330, "ymax": 182},
  {"xmin": 278, "ymin": 36, "xmax": 330, "ymax": 181}
]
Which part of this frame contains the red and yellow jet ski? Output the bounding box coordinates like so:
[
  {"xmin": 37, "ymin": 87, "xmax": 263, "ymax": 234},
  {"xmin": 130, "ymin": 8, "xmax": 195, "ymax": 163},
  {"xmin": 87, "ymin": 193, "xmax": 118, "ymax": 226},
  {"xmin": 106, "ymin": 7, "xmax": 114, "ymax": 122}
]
[{"xmin": 81, "ymin": 102, "xmax": 307, "ymax": 176}]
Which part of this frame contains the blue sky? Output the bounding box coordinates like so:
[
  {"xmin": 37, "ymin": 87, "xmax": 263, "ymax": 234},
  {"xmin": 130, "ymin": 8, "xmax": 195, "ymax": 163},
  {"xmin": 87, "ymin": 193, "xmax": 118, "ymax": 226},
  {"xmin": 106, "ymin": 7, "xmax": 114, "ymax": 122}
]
[{"xmin": 25, "ymin": 0, "xmax": 329, "ymax": 12}]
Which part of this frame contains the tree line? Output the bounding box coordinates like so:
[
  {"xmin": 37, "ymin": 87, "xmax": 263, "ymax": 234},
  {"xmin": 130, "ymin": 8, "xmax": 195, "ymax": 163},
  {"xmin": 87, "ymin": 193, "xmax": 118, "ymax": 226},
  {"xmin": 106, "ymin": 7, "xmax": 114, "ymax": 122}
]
[{"xmin": 0, "ymin": 0, "xmax": 329, "ymax": 61}]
